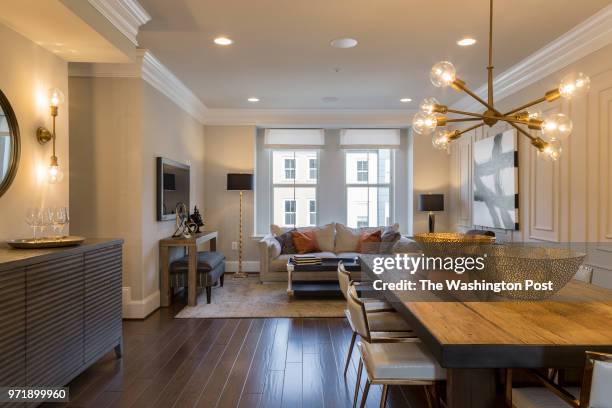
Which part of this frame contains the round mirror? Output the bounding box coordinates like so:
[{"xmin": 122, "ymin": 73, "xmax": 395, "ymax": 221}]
[{"xmin": 0, "ymin": 89, "xmax": 20, "ymax": 198}]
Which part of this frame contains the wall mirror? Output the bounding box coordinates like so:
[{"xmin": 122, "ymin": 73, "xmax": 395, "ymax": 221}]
[{"xmin": 0, "ymin": 89, "xmax": 20, "ymax": 198}]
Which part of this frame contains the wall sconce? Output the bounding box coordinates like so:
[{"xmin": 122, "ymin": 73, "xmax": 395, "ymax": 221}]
[{"xmin": 36, "ymin": 88, "xmax": 64, "ymax": 183}]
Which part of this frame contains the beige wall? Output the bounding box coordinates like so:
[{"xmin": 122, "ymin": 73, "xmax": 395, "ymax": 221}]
[
  {"xmin": 448, "ymin": 43, "xmax": 612, "ymax": 288},
  {"xmin": 412, "ymin": 131, "xmax": 450, "ymax": 233},
  {"xmin": 203, "ymin": 126, "xmax": 257, "ymax": 266},
  {"xmin": 0, "ymin": 23, "xmax": 69, "ymax": 240},
  {"xmin": 141, "ymin": 82, "xmax": 206, "ymax": 299},
  {"xmin": 69, "ymin": 75, "xmax": 205, "ymax": 316},
  {"xmin": 69, "ymin": 77, "xmax": 143, "ymax": 296}
]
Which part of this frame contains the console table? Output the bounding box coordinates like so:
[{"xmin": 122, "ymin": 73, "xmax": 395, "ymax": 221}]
[
  {"xmin": 159, "ymin": 231, "xmax": 218, "ymax": 307},
  {"xmin": 0, "ymin": 239, "xmax": 123, "ymax": 398}
]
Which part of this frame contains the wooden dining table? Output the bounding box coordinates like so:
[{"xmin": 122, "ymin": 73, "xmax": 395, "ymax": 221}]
[{"xmin": 360, "ymin": 255, "xmax": 612, "ymax": 408}]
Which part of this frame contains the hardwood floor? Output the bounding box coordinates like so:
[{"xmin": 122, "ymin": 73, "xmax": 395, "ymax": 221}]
[{"xmin": 44, "ymin": 299, "xmax": 429, "ymax": 408}]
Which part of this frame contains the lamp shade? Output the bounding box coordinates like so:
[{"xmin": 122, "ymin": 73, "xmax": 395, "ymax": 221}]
[
  {"xmin": 227, "ymin": 173, "xmax": 253, "ymax": 191},
  {"xmin": 419, "ymin": 194, "xmax": 444, "ymax": 212}
]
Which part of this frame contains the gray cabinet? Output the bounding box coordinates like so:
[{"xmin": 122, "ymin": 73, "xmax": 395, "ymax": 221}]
[{"xmin": 0, "ymin": 239, "xmax": 122, "ymax": 405}]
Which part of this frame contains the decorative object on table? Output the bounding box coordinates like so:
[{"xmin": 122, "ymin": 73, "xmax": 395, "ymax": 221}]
[
  {"xmin": 292, "ymin": 254, "xmax": 323, "ymax": 266},
  {"xmin": 172, "ymin": 202, "xmax": 197, "ymax": 238},
  {"xmin": 412, "ymin": 0, "xmax": 589, "ymax": 161},
  {"xmin": 473, "ymin": 129, "xmax": 519, "ymax": 230},
  {"xmin": 482, "ymin": 245, "xmax": 586, "ymax": 300},
  {"xmin": 7, "ymin": 236, "xmax": 85, "ymax": 249},
  {"xmin": 227, "ymin": 173, "xmax": 253, "ymax": 278},
  {"xmin": 413, "ymin": 232, "xmax": 495, "ymax": 259},
  {"xmin": 418, "ymin": 193, "xmax": 444, "ymax": 233},
  {"xmin": 0, "ymin": 89, "xmax": 20, "ymax": 199},
  {"xmin": 36, "ymin": 88, "xmax": 65, "ymax": 183},
  {"xmin": 189, "ymin": 206, "xmax": 204, "ymax": 232},
  {"xmin": 24, "ymin": 206, "xmax": 70, "ymax": 242}
]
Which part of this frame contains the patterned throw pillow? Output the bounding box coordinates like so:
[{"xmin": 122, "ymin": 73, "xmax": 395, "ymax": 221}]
[
  {"xmin": 380, "ymin": 226, "xmax": 401, "ymax": 253},
  {"xmin": 275, "ymin": 230, "xmax": 297, "ymax": 254},
  {"xmin": 358, "ymin": 230, "xmax": 382, "ymax": 254},
  {"xmin": 292, "ymin": 230, "xmax": 321, "ymax": 254}
]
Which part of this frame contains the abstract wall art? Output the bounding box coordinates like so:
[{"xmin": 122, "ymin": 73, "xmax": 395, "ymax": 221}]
[{"xmin": 473, "ymin": 129, "xmax": 519, "ymax": 230}]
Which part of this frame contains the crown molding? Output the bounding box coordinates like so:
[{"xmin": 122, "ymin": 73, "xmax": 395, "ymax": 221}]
[
  {"xmin": 87, "ymin": 0, "xmax": 151, "ymax": 45},
  {"xmin": 453, "ymin": 3, "xmax": 612, "ymax": 111},
  {"xmin": 141, "ymin": 51, "xmax": 208, "ymax": 124},
  {"xmin": 202, "ymin": 108, "xmax": 415, "ymax": 127},
  {"xmin": 69, "ymin": 50, "xmax": 208, "ymax": 124}
]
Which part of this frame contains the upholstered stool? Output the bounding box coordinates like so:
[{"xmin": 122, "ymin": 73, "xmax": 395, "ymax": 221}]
[{"xmin": 169, "ymin": 251, "xmax": 225, "ymax": 304}]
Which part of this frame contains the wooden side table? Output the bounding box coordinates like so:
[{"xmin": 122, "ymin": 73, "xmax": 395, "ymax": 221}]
[{"xmin": 159, "ymin": 231, "xmax": 218, "ymax": 307}]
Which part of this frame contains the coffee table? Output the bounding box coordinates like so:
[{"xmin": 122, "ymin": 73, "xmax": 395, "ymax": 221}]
[{"xmin": 286, "ymin": 257, "xmax": 360, "ymax": 297}]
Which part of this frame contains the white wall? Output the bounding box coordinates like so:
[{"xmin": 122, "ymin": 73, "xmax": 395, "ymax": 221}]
[
  {"xmin": 0, "ymin": 23, "xmax": 69, "ymax": 240},
  {"xmin": 448, "ymin": 43, "xmax": 612, "ymax": 288}
]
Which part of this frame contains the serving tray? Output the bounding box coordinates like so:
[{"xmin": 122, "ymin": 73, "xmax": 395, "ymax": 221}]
[{"xmin": 7, "ymin": 236, "xmax": 85, "ymax": 249}]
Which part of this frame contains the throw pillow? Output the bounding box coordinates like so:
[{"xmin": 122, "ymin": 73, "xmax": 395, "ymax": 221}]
[
  {"xmin": 313, "ymin": 223, "xmax": 335, "ymax": 252},
  {"xmin": 358, "ymin": 229, "xmax": 382, "ymax": 254},
  {"xmin": 292, "ymin": 230, "xmax": 320, "ymax": 254},
  {"xmin": 275, "ymin": 230, "xmax": 297, "ymax": 254},
  {"xmin": 380, "ymin": 226, "xmax": 401, "ymax": 253},
  {"xmin": 334, "ymin": 223, "xmax": 362, "ymax": 253}
]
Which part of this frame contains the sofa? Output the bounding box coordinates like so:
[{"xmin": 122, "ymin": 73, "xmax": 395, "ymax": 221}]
[{"xmin": 258, "ymin": 222, "xmax": 417, "ymax": 282}]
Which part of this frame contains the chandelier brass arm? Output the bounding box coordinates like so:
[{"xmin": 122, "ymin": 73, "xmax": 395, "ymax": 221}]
[{"xmin": 413, "ymin": 0, "xmax": 590, "ymax": 161}]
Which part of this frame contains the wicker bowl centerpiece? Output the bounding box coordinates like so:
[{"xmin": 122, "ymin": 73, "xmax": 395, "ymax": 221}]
[
  {"xmin": 481, "ymin": 245, "xmax": 586, "ymax": 300},
  {"xmin": 413, "ymin": 232, "xmax": 495, "ymax": 259}
]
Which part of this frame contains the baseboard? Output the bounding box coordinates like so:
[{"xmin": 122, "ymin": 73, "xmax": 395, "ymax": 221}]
[
  {"xmin": 122, "ymin": 287, "xmax": 160, "ymax": 319},
  {"xmin": 224, "ymin": 261, "xmax": 260, "ymax": 272}
]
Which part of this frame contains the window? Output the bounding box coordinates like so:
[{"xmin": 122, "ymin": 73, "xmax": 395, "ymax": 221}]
[
  {"xmin": 346, "ymin": 150, "xmax": 392, "ymax": 228},
  {"xmin": 284, "ymin": 200, "xmax": 296, "ymax": 225},
  {"xmin": 357, "ymin": 160, "xmax": 369, "ymax": 182},
  {"xmin": 284, "ymin": 158, "xmax": 296, "ymax": 180},
  {"xmin": 308, "ymin": 200, "xmax": 316, "ymax": 225},
  {"xmin": 309, "ymin": 158, "xmax": 317, "ymax": 180},
  {"xmin": 272, "ymin": 150, "xmax": 317, "ymax": 227}
]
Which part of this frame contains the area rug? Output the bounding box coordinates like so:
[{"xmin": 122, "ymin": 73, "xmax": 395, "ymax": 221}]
[{"xmin": 174, "ymin": 276, "xmax": 346, "ymax": 318}]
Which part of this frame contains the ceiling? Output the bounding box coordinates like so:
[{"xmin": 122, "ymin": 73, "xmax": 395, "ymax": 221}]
[
  {"xmin": 137, "ymin": 0, "xmax": 611, "ymax": 109},
  {"xmin": 0, "ymin": 0, "xmax": 131, "ymax": 63}
]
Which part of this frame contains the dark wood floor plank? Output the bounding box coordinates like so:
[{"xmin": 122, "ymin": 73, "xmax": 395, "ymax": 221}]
[
  {"xmin": 281, "ymin": 362, "xmax": 302, "ymax": 408},
  {"xmin": 173, "ymin": 319, "xmax": 241, "ymax": 407},
  {"xmin": 286, "ymin": 319, "xmax": 303, "ymax": 363},
  {"xmin": 152, "ymin": 319, "xmax": 227, "ymax": 408},
  {"xmin": 268, "ymin": 318, "xmax": 290, "ymax": 371},
  {"xmin": 258, "ymin": 369, "xmax": 285, "ymax": 408},
  {"xmin": 238, "ymin": 393, "xmax": 261, "ymax": 408},
  {"xmin": 302, "ymin": 318, "xmax": 319, "ymax": 354},
  {"xmin": 242, "ymin": 319, "xmax": 279, "ymax": 394},
  {"xmin": 302, "ymin": 352, "xmax": 324, "ymax": 408},
  {"xmin": 129, "ymin": 319, "xmax": 215, "ymax": 408},
  {"xmin": 195, "ymin": 319, "xmax": 254, "ymax": 408},
  {"xmin": 217, "ymin": 319, "xmax": 266, "ymax": 408}
]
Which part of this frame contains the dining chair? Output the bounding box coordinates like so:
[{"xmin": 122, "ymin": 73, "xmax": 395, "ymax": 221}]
[
  {"xmin": 346, "ymin": 284, "xmax": 446, "ymax": 408},
  {"xmin": 507, "ymin": 351, "xmax": 612, "ymax": 408},
  {"xmin": 338, "ymin": 262, "xmax": 415, "ymax": 377}
]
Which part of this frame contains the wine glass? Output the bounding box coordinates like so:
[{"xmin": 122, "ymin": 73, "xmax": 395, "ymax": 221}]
[
  {"xmin": 40, "ymin": 208, "xmax": 53, "ymax": 239},
  {"xmin": 56, "ymin": 207, "xmax": 68, "ymax": 238},
  {"xmin": 26, "ymin": 208, "xmax": 39, "ymax": 241}
]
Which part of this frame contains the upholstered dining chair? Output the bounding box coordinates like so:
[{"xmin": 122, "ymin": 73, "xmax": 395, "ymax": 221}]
[
  {"xmin": 338, "ymin": 262, "xmax": 415, "ymax": 377},
  {"xmin": 507, "ymin": 352, "xmax": 612, "ymax": 408},
  {"xmin": 346, "ymin": 284, "xmax": 446, "ymax": 408}
]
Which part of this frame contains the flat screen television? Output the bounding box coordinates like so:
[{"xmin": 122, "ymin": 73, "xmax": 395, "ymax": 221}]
[{"xmin": 157, "ymin": 157, "xmax": 190, "ymax": 221}]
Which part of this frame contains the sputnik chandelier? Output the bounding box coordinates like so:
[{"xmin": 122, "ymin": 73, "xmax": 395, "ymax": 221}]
[{"xmin": 412, "ymin": 0, "xmax": 590, "ymax": 161}]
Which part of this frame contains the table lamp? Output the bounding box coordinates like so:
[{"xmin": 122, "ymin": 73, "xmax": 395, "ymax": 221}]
[
  {"xmin": 227, "ymin": 173, "xmax": 253, "ymax": 278},
  {"xmin": 419, "ymin": 193, "xmax": 444, "ymax": 233}
]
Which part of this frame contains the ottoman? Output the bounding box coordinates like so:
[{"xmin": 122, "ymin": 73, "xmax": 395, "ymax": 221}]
[{"xmin": 169, "ymin": 251, "xmax": 225, "ymax": 303}]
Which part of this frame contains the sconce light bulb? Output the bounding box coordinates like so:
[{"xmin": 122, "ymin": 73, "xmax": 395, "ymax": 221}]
[
  {"xmin": 47, "ymin": 163, "xmax": 64, "ymax": 184},
  {"xmin": 48, "ymin": 87, "xmax": 65, "ymax": 108}
]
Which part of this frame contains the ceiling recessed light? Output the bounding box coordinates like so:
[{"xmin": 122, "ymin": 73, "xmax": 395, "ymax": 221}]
[
  {"xmin": 247, "ymin": 97, "xmax": 260, "ymax": 102},
  {"xmin": 214, "ymin": 37, "xmax": 233, "ymax": 46},
  {"xmin": 322, "ymin": 96, "xmax": 339, "ymax": 103},
  {"xmin": 330, "ymin": 38, "xmax": 358, "ymax": 49},
  {"xmin": 457, "ymin": 37, "xmax": 476, "ymax": 46},
  {"xmin": 400, "ymin": 98, "xmax": 412, "ymax": 103}
]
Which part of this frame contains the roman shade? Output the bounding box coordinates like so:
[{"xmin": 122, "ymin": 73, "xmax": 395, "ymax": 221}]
[
  {"xmin": 264, "ymin": 129, "xmax": 325, "ymax": 148},
  {"xmin": 339, "ymin": 129, "xmax": 401, "ymax": 148}
]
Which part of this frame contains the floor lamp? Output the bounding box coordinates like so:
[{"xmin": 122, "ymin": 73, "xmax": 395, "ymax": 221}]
[
  {"xmin": 419, "ymin": 193, "xmax": 444, "ymax": 233},
  {"xmin": 227, "ymin": 173, "xmax": 253, "ymax": 278}
]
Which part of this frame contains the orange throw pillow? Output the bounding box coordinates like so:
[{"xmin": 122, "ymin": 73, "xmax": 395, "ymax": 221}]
[
  {"xmin": 292, "ymin": 230, "xmax": 320, "ymax": 254},
  {"xmin": 358, "ymin": 229, "xmax": 382, "ymax": 253}
]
